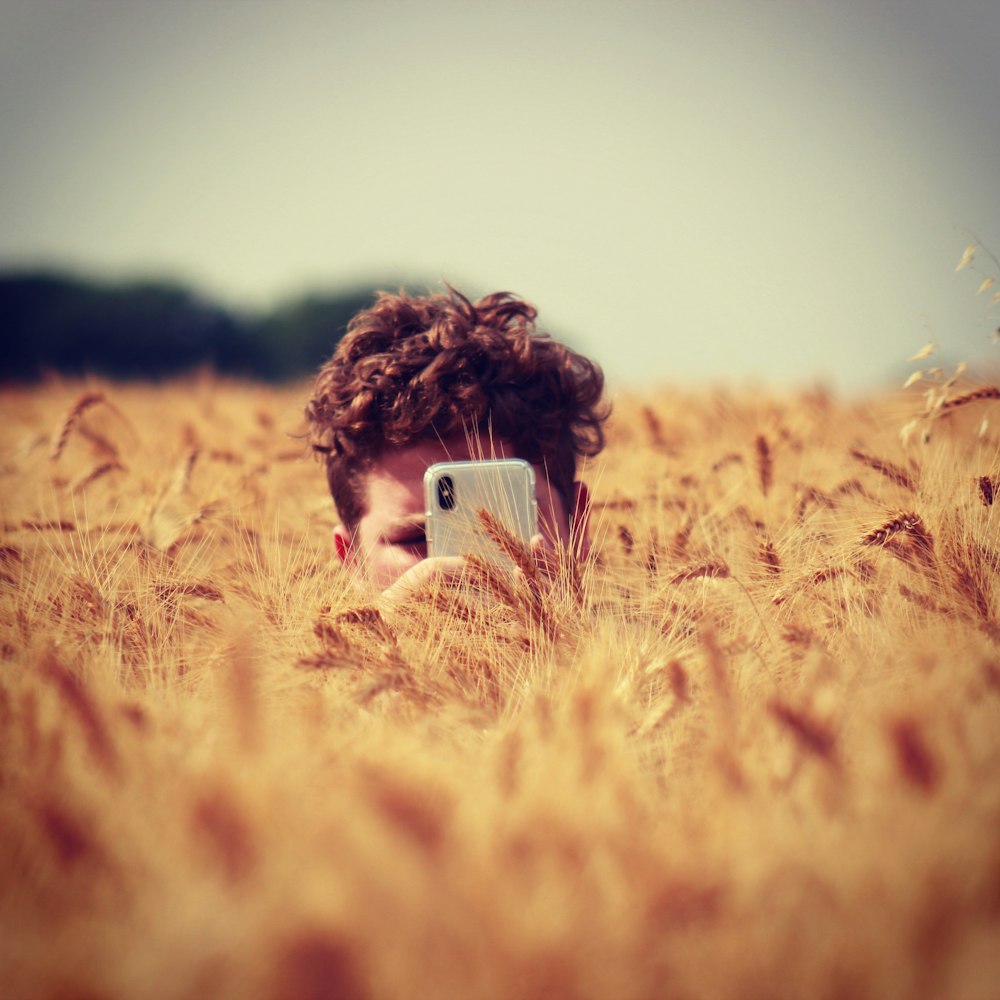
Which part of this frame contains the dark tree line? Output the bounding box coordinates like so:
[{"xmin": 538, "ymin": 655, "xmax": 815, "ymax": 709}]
[{"xmin": 0, "ymin": 271, "xmax": 387, "ymax": 381}]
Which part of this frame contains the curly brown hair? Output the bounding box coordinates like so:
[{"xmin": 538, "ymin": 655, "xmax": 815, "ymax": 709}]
[{"xmin": 305, "ymin": 287, "xmax": 609, "ymax": 532}]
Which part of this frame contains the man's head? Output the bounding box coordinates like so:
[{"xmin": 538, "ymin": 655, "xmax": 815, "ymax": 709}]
[{"xmin": 305, "ymin": 287, "xmax": 608, "ymax": 586}]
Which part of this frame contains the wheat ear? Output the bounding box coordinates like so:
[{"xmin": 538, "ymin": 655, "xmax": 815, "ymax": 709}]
[
  {"xmin": 859, "ymin": 511, "xmax": 933, "ymax": 551},
  {"xmin": 670, "ymin": 561, "xmax": 730, "ymax": 584},
  {"xmin": 476, "ymin": 508, "xmax": 540, "ymax": 587},
  {"xmin": 941, "ymin": 386, "xmax": 1000, "ymax": 411},
  {"xmin": 978, "ymin": 476, "xmax": 995, "ymax": 506},
  {"xmin": 51, "ymin": 392, "xmax": 106, "ymax": 461},
  {"xmin": 755, "ymin": 435, "xmax": 773, "ymax": 496},
  {"xmin": 849, "ymin": 448, "xmax": 916, "ymax": 491}
]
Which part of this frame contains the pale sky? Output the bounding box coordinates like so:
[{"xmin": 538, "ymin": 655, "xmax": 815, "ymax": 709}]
[{"xmin": 2, "ymin": 0, "xmax": 998, "ymax": 390}]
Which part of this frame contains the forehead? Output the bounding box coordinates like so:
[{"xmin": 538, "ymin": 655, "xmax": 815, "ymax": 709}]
[
  {"xmin": 359, "ymin": 435, "xmax": 567, "ymax": 531},
  {"xmin": 362, "ymin": 437, "xmax": 510, "ymax": 518},
  {"xmin": 374, "ymin": 436, "xmax": 512, "ymax": 481}
]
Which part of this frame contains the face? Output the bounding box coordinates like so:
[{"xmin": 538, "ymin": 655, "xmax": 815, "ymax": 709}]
[{"xmin": 332, "ymin": 436, "xmax": 589, "ymax": 589}]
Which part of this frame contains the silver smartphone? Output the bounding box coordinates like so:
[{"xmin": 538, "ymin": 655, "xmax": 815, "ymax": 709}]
[{"xmin": 424, "ymin": 459, "xmax": 538, "ymax": 569}]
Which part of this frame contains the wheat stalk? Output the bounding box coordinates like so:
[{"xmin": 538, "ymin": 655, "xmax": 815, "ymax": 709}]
[
  {"xmin": 22, "ymin": 519, "xmax": 76, "ymax": 532},
  {"xmin": 73, "ymin": 461, "xmax": 126, "ymax": 494},
  {"xmin": 476, "ymin": 508, "xmax": 539, "ymax": 587},
  {"xmin": 755, "ymin": 435, "xmax": 773, "ymax": 496},
  {"xmin": 859, "ymin": 511, "xmax": 933, "ymax": 552},
  {"xmin": 618, "ymin": 524, "xmax": 635, "ymax": 554},
  {"xmin": 0, "ymin": 543, "xmax": 24, "ymax": 565},
  {"xmin": 795, "ymin": 486, "xmax": 837, "ymax": 522},
  {"xmin": 888, "ymin": 718, "xmax": 938, "ymax": 792},
  {"xmin": 849, "ymin": 448, "xmax": 917, "ymax": 491},
  {"xmin": 41, "ymin": 652, "xmax": 120, "ymax": 777},
  {"xmin": 670, "ymin": 561, "xmax": 730, "ymax": 584},
  {"xmin": 670, "ymin": 518, "xmax": 694, "ymax": 558},
  {"xmin": 897, "ymin": 584, "xmax": 947, "ymax": 614},
  {"xmin": 769, "ymin": 700, "xmax": 838, "ymax": 764},
  {"xmin": 50, "ymin": 392, "xmax": 106, "ymax": 461},
  {"xmin": 781, "ymin": 625, "xmax": 814, "ymax": 646},
  {"xmin": 596, "ymin": 497, "xmax": 638, "ymax": 511},
  {"xmin": 642, "ymin": 405, "xmax": 668, "ymax": 449},
  {"xmin": 978, "ymin": 476, "xmax": 995, "ymax": 507},
  {"xmin": 754, "ymin": 521, "xmax": 781, "ymax": 575},
  {"xmin": 155, "ymin": 581, "xmax": 225, "ymax": 602},
  {"xmin": 941, "ymin": 386, "xmax": 1000, "ymax": 411},
  {"xmin": 711, "ymin": 452, "xmax": 743, "ymax": 472},
  {"xmin": 772, "ymin": 565, "xmax": 847, "ymax": 606}
]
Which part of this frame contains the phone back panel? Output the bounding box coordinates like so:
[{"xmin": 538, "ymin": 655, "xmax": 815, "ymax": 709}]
[{"xmin": 424, "ymin": 459, "xmax": 538, "ymax": 567}]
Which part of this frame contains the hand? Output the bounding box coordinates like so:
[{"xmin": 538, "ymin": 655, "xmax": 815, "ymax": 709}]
[
  {"xmin": 527, "ymin": 533, "xmax": 560, "ymax": 580},
  {"xmin": 377, "ymin": 555, "xmax": 468, "ymax": 611}
]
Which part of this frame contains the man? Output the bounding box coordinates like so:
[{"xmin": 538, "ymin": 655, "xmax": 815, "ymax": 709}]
[{"xmin": 305, "ymin": 287, "xmax": 609, "ymax": 599}]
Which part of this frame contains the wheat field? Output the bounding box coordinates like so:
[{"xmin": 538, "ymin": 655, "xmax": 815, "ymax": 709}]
[{"xmin": 1, "ymin": 372, "xmax": 998, "ymax": 1000}]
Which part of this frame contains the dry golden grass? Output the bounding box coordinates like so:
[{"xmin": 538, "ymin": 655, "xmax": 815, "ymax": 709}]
[{"xmin": 2, "ymin": 373, "xmax": 999, "ymax": 1000}]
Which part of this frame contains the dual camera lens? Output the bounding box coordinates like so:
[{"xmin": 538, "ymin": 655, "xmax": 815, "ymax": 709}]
[{"xmin": 437, "ymin": 475, "xmax": 456, "ymax": 511}]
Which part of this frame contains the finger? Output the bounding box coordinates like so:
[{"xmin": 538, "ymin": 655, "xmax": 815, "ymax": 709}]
[
  {"xmin": 529, "ymin": 533, "xmax": 559, "ymax": 581},
  {"xmin": 379, "ymin": 556, "xmax": 467, "ymax": 608}
]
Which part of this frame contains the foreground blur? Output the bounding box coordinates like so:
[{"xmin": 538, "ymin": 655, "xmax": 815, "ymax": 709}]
[{"xmin": 1, "ymin": 376, "xmax": 998, "ymax": 999}]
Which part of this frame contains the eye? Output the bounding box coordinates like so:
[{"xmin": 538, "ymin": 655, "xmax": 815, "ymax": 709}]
[
  {"xmin": 388, "ymin": 529, "xmax": 427, "ymax": 558},
  {"xmin": 391, "ymin": 530, "xmax": 426, "ymax": 547}
]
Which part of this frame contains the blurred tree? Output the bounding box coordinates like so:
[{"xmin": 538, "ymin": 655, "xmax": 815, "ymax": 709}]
[
  {"xmin": 0, "ymin": 273, "xmax": 247, "ymax": 379},
  {"xmin": 0, "ymin": 272, "xmax": 390, "ymax": 381},
  {"xmin": 246, "ymin": 289, "xmax": 378, "ymax": 380}
]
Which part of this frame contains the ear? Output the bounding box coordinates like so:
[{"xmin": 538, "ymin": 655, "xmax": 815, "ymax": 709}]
[
  {"xmin": 570, "ymin": 481, "xmax": 591, "ymax": 559},
  {"xmin": 333, "ymin": 524, "xmax": 355, "ymax": 565}
]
